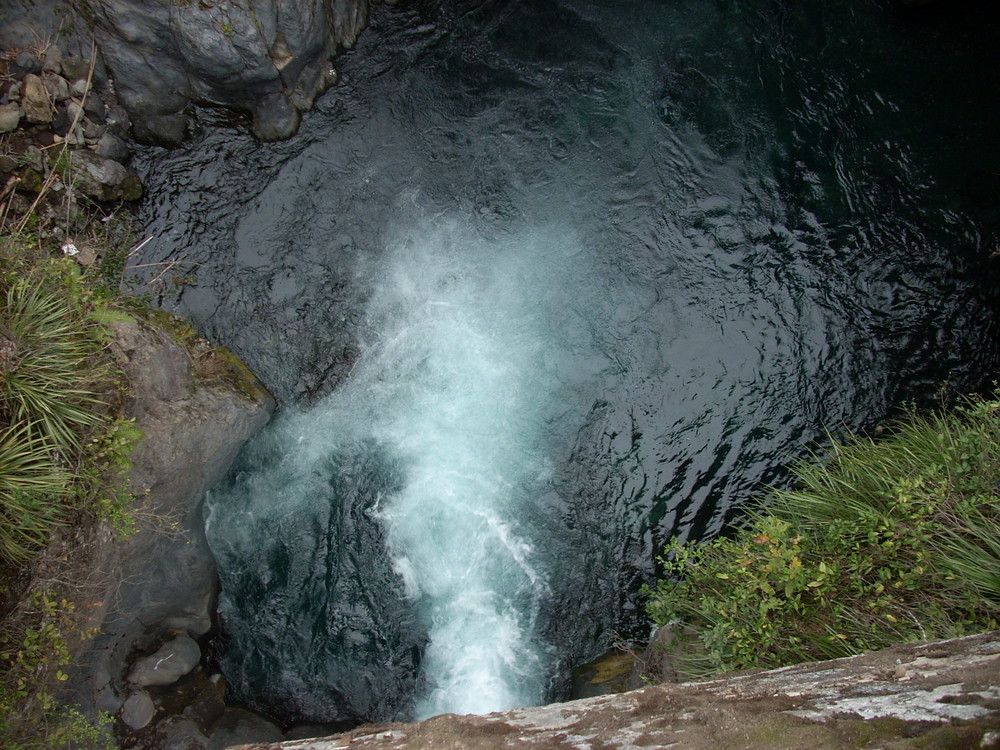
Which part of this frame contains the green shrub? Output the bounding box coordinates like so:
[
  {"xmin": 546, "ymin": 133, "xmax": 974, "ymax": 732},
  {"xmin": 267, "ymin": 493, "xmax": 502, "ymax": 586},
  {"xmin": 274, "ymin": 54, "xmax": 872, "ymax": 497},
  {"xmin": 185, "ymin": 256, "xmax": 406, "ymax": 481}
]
[
  {"xmin": 0, "ymin": 267, "xmax": 118, "ymax": 563},
  {"xmin": 0, "ymin": 147, "xmax": 143, "ymax": 748},
  {"xmin": 0, "ymin": 592, "xmax": 114, "ymax": 750},
  {"xmin": 0, "ymin": 255, "xmax": 138, "ymax": 747},
  {"xmin": 645, "ymin": 392, "xmax": 1000, "ymax": 678}
]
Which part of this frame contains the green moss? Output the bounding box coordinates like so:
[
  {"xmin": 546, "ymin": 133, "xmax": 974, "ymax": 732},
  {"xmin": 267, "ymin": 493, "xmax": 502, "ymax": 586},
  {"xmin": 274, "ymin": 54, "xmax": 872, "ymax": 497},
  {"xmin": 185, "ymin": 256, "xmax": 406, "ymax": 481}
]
[
  {"xmin": 208, "ymin": 343, "xmax": 273, "ymax": 404},
  {"xmin": 911, "ymin": 725, "xmax": 986, "ymax": 750},
  {"xmin": 17, "ymin": 169, "xmax": 44, "ymax": 194},
  {"xmin": 141, "ymin": 308, "xmax": 272, "ymax": 404}
]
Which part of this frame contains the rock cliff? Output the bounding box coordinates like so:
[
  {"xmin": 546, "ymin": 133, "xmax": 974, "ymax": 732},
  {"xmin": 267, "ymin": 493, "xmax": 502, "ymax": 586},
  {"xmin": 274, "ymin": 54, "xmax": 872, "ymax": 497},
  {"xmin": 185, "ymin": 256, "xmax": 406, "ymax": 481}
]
[
  {"xmin": 88, "ymin": 0, "xmax": 372, "ymax": 145},
  {"xmin": 64, "ymin": 315, "xmax": 277, "ymax": 742}
]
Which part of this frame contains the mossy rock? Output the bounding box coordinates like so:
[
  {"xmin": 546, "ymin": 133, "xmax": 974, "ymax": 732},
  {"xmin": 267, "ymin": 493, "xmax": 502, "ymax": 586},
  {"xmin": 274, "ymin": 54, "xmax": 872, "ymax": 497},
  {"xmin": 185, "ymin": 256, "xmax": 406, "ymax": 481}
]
[{"xmin": 142, "ymin": 308, "xmax": 273, "ymax": 405}]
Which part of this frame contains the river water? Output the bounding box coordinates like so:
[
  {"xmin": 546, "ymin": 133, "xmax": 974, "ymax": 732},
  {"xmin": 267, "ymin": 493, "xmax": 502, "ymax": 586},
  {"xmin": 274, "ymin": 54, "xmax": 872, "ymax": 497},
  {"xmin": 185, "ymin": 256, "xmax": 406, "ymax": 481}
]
[{"xmin": 132, "ymin": 0, "xmax": 1000, "ymax": 726}]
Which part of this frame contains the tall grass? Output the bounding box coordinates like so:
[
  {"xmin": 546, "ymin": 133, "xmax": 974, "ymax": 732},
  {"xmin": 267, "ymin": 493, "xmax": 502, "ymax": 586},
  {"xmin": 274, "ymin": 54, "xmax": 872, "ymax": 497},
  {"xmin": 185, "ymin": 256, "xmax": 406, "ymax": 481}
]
[
  {"xmin": 0, "ymin": 282, "xmax": 103, "ymax": 453},
  {"xmin": 0, "ymin": 423, "xmax": 69, "ymax": 563},
  {"xmin": 0, "ymin": 252, "xmax": 133, "ymax": 749},
  {"xmin": 645, "ymin": 392, "xmax": 1000, "ymax": 679}
]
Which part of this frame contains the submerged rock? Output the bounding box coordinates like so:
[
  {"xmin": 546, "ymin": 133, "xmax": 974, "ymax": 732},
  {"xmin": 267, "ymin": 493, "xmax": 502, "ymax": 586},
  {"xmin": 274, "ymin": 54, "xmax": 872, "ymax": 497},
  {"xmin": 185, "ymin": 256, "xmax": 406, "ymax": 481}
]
[{"xmin": 251, "ymin": 91, "xmax": 302, "ymax": 142}]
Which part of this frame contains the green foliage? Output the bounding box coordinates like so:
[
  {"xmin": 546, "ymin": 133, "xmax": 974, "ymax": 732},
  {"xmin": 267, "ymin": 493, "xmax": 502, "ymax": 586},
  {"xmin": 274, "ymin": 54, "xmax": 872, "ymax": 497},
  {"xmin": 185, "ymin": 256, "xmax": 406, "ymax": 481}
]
[
  {"xmin": 645, "ymin": 392, "xmax": 1000, "ymax": 678},
  {"xmin": 0, "ymin": 257, "xmax": 135, "ymax": 562},
  {"xmin": 0, "ymin": 131, "xmax": 144, "ymax": 748},
  {"xmin": 89, "ymin": 211, "xmax": 139, "ymax": 299},
  {"xmin": 0, "ymin": 592, "xmax": 114, "ymax": 750},
  {"xmin": 0, "ymin": 278, "xmax": 104, "ymax": 453},
  {"xmin": 81, "ymin": 417, "xmax": 143, "ymax": 537},
  {"xmin": 0, "ymin": 423, "xmax": 69, "ymax": 562},
  {"xmin": 0, "ymin": 249, "xmax": 139, "ymax": 745}
]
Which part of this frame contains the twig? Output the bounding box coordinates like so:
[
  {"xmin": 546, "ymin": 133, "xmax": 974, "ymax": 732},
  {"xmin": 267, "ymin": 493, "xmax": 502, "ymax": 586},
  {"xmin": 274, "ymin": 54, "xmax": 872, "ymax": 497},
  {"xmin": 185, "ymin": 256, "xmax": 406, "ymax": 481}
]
[
  {"xmin": 0, "ymin": 174, "xmax": 21, "ymax": 227},
  {"xmin": 126, "ymin": 236, "xmax": 154, "ymax": 257},
  {"xmin": 124, "ymin": 260, "xmax": 198, "ymax": 271}
]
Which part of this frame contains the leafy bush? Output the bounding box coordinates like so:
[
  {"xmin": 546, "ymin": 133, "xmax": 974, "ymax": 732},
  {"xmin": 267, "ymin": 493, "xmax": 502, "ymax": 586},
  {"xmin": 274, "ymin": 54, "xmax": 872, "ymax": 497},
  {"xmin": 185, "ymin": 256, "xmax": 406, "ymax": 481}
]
[
  {"xmin": 0, "ymin": 591, "xmax": 114, "ymax": 750},
  {"xmin": 645, "ymin": 392, "xmax": 1000, "ymax": 678}
]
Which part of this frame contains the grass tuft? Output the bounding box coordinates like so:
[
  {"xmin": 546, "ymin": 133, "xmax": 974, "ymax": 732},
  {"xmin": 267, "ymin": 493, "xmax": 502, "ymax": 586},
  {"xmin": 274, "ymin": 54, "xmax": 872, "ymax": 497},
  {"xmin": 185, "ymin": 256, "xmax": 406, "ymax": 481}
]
[
  {"xmin": 0, "ymin": 280, "xmax": 103, "ymax": 454},
  {"xmin": 0, "ymin": 423, "xmax": 69, "ymax": 563}
]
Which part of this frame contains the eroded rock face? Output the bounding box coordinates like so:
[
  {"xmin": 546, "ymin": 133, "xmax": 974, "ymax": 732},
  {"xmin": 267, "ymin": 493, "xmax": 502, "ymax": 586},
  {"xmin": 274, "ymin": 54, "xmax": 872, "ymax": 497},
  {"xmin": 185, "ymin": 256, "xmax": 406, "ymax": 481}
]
[
  {"xmin": 64, "ymin": 316, "xmax": 276, "ymax": 730},
  {"xmin": 233, "ymin": 631, "xmax": 1000, "ymax": 750},
  {"xmin": 89, "ymin": 0, "xmax": 372, "ymax": 146}
]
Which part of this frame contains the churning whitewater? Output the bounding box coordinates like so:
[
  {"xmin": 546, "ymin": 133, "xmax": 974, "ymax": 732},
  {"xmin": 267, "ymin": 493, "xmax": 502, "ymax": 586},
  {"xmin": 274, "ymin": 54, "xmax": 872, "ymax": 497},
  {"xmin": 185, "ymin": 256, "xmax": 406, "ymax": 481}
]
[{"xmin": 206, "ymin": 217, "xmax": 608, "ymax": 719}]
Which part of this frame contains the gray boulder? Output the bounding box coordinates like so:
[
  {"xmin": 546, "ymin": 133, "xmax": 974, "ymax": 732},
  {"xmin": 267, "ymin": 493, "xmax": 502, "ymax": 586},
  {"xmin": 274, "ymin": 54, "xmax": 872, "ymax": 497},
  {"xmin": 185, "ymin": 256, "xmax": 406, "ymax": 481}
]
[
  {"xmin": 128, "ymin": 633, "xmax": 201, "ymax": 688},
  {"xmin": 11, "ymin": 51, "xmax": 41, "ymax": 77},
  {"xmin": 121, "ymin": 690, "xmax": 156, "ymax": 730},
  {"xmin": 0, "ymin": 103, "xmax": 20, "ymax": 133},
  {"xmin": 42, "ymin": 72, "xmax": 70, "ymax": 102},
  {"xmin": 161, "ymin": 716, "xmax": 211, "ymax": 750},
  {"xmin": 69, "ymin": 150, "xmax": 124, "ymax": 198},
  {"xmin": 95, "ymin": 132, "xmax": 131, "ymax": 163},
  {"xmin": 89, "ymin": 0, "xmax": 371, "ymax": 145},
  {"xmin": 68, "ymin": 150, "xmax": 143, "ymax": 202},
  {"xmin": 207, "ymin": 708, "xmax": 284, "ymax": 750},
  {"xmin": 21, "ymin": 73, "xmax": 51, "ymax": 124}
]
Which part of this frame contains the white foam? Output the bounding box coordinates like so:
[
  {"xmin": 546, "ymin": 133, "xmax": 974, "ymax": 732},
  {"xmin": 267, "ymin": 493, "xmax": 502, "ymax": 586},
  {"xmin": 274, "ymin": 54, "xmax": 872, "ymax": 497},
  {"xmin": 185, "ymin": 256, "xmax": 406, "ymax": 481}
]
[{"xmin": 345, "ymin": 217, "xmax": 592, "ymax": 716}]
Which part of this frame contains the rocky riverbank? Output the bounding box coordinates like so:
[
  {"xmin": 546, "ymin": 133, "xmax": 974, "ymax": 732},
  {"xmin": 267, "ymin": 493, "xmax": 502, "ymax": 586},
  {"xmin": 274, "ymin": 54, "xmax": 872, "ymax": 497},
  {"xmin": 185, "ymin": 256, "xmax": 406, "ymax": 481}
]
[
  {"xmin": 1, "ymin": 40, "xmax": 142, "ymax": 244},
  {"xmin": 0, "ymin": 15, "xmax": 308, "ymax": 749},
  {"xmin": 69, "ymin": 313, "xmax": 292, "ymax": 750}
]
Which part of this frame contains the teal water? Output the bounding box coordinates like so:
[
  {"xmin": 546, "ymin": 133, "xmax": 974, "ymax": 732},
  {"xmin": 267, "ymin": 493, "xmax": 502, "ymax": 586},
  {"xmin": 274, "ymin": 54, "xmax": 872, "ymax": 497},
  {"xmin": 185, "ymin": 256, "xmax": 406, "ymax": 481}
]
[{"xmin": 134, "ymin": 0, "xmax": 1000, "ymax": 725}]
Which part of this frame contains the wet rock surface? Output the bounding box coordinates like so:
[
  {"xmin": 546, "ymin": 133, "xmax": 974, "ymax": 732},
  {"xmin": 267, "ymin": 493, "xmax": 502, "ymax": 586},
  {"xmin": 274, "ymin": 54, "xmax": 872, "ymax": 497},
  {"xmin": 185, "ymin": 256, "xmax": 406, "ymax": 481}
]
[
  {"xmin": 232, "ymin": 632, "xmax": 1000, "ymax": 750},
  {"xmin": 128, "ymin": 634, "xmax": 203, "ymax": 689},
  {"xmin": 1, "ymin": 0, "xmax": 375, "ymax": 146},
  {"xmin": 87, "ymin": 0, "xmax": 370, "ymax": 145}
]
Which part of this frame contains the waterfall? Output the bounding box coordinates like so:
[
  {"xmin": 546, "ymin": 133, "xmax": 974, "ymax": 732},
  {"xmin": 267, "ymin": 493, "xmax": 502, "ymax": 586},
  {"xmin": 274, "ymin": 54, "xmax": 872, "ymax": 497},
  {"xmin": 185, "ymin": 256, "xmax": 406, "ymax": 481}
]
[{"xmin": 207, "ymin": 216, "xmax": 608, "ymax": 718}]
